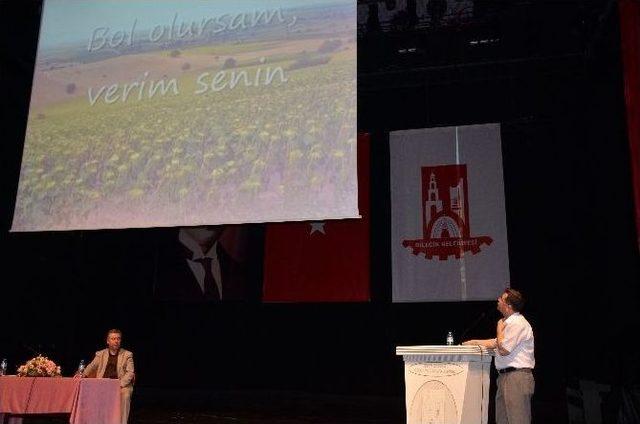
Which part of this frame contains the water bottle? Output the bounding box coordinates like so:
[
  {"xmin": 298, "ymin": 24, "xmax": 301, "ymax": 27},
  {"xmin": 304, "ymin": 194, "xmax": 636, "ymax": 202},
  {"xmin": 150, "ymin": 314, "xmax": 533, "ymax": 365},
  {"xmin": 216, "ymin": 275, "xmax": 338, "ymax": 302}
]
[
  {"xmin": 446, "ymin": 331, "xmax": 454, "ymax": 346},
  {"xmin": 0, "ymin": 358, "xmax": 7, "ymax": 376},
  {"xmin": 77, "ymin": 359, "xmax": 85, "ymax": 376}
]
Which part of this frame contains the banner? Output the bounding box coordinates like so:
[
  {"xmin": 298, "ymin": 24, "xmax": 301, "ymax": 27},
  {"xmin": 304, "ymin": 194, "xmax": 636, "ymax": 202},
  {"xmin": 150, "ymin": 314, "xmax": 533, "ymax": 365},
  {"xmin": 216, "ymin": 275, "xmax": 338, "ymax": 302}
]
[
  {"xmin": 390, "ymin": 124, "xmax": 509, "ymax": 302},
  {"xmin": 262, "ymin": 134, "xmax": 370, "ymax": 302}
]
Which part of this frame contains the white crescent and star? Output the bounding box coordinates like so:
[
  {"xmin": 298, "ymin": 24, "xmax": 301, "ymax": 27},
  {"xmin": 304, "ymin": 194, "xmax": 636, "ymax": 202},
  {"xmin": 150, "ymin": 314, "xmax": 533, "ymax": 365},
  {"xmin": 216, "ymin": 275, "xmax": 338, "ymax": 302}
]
[{"xmin": 309, "ymin": 222, "xmax": 326, "ymax": 235}]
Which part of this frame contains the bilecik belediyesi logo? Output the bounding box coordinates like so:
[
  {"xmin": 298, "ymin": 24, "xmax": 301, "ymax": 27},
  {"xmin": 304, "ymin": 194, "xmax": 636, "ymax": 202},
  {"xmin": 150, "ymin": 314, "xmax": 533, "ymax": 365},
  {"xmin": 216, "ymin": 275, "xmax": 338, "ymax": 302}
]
[{"xmin": 403, "ymin": 164, "xmax": 493, "ymax": 260}]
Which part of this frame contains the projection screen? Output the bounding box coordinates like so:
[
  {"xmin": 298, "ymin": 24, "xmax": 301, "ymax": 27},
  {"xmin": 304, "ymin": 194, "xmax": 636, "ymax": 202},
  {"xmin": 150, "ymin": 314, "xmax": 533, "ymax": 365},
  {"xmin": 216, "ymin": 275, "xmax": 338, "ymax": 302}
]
[{"xmin": 12, "ymin": 0, "xmax": 358, "ymax": 231}]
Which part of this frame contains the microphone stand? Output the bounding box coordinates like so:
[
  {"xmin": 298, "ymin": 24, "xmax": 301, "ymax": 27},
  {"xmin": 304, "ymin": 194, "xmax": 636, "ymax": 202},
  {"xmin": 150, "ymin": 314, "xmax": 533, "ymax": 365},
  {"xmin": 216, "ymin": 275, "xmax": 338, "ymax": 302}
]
[{"xmin": 459, "ymin": 307, "xmax": 496, "ymax": 343}]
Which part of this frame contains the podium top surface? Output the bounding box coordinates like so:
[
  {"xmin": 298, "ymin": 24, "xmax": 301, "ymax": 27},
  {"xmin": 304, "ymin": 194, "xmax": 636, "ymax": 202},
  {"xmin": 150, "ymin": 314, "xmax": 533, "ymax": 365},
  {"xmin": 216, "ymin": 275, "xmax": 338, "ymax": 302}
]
[{"xmin": 395, "ymin": 345, "xmax": 494, "ymax": 356}]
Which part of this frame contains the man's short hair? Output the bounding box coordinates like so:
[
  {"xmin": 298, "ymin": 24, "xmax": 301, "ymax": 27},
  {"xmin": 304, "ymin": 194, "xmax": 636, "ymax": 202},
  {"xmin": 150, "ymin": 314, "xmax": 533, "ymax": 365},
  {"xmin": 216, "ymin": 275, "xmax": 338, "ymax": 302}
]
[
  {"xmin": 106, "ymin": 328, "xmax": 122, "ymax": 338},
  {"xmin": 504, "ymin": 288, "xmax": 525, "ymax": 312}
]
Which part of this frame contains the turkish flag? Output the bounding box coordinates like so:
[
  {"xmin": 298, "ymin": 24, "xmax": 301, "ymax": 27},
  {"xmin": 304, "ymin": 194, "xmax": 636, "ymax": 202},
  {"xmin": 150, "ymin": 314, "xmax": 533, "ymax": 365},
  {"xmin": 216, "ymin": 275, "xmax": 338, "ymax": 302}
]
[{"xmin": 262, "ymin": 134, "xmax": 370, "ymax": 302}]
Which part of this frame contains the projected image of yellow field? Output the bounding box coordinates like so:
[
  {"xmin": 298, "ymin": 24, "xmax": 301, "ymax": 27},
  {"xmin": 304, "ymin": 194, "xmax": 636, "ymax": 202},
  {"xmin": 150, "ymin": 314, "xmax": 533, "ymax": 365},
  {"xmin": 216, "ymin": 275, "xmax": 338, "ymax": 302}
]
[{"xmin": 13, "ymin": 1, "xmax": 357, "ymax": 231}]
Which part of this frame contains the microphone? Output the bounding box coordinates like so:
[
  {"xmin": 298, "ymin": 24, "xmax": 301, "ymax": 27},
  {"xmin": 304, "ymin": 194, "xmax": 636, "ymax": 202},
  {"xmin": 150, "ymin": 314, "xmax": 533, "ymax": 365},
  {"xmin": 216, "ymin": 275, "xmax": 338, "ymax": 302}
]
[{"xmin": 459, "ymin": 306, "xmax": 497, "ymax": 343}]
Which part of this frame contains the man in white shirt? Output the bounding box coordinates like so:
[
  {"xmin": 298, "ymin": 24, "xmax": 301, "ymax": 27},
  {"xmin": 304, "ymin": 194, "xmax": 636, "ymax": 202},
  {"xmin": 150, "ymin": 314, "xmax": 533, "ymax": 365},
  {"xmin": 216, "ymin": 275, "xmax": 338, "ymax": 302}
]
[
  {"xmin": 178, "ymin": 227, "xmax": 225, "ymax": 299},
  {"xmin": 463, "ymin": 288, "xmax": 535, "ymax": 424}
]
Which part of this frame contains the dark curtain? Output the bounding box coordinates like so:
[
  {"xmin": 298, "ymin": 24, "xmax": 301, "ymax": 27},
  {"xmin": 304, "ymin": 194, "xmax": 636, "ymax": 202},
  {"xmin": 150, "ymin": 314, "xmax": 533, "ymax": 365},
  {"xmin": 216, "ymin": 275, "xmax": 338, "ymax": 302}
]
[{"xmin": 619, "ymin": 0, "xmax": 640, "ymax": 251}]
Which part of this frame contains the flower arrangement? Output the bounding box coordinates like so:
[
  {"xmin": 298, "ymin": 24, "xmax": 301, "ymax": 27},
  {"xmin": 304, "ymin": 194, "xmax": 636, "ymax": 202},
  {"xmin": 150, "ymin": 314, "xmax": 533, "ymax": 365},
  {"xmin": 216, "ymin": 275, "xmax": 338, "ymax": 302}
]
[{"xmin": 17, "ymin": 355, "xmax": 61, "ymax": 377}]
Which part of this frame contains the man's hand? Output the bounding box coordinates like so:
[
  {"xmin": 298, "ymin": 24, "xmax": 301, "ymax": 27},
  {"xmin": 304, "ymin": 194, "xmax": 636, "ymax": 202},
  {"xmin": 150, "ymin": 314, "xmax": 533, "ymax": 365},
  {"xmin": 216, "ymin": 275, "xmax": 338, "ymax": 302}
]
[
  {"xmin": 73, "ymin": 373, "xmax": 83, "ymax": 379},
  {"xmin": 496, "ymin": 318, "xmax": 511, "ymax": 356},
  {"xmin": 462, "ymin": 340, "xmax": 477, "ymax": 346}
]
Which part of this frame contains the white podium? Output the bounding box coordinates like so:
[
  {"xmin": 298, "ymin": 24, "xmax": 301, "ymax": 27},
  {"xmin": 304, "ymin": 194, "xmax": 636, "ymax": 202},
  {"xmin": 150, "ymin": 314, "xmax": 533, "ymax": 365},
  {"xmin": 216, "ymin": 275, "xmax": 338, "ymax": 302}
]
[{"xmin": 396, "ymin": 345, "xmax": 493, "ymax": 424}]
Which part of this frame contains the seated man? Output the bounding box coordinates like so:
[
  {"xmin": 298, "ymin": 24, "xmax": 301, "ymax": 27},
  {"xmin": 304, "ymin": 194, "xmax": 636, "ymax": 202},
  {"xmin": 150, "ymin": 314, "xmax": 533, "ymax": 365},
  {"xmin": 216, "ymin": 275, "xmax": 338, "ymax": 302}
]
[{"xmin": 80, "ymin": 329, "xmax": 135, "ymax": 424}]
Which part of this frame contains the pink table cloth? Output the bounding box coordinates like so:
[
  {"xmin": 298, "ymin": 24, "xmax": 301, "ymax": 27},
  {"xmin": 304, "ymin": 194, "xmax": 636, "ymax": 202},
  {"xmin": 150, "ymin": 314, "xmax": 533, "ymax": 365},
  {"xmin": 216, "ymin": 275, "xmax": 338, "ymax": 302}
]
[{"xmin": 0, "ymin": 376, "xmax": 121, "ymax": 424}]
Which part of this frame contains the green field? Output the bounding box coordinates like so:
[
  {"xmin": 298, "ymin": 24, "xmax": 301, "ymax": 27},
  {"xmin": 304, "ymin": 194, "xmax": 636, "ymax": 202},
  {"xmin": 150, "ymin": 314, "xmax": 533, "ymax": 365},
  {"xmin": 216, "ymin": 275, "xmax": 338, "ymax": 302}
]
[{"xmin": 13, "ymin": 41, "xmax": 356, "ymax": 230}]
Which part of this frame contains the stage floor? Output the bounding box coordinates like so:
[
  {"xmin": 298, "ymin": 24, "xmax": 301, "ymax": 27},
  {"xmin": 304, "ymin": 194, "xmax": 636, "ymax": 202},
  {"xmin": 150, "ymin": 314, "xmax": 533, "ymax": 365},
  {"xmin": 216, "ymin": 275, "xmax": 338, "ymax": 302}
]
[
  {"xmin": 12, "ymin": 389, "xmax": 565, "ymax": 424},
  {"xmin": 10, "ymin": 391, "xmax": 402, "ymax": 424}
]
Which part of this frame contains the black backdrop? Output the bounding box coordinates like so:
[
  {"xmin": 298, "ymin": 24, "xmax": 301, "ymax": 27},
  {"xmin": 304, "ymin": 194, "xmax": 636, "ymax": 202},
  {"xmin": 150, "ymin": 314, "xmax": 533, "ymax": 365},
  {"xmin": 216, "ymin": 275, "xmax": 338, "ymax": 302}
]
[{"xmin": 1, "ymin": 1, "xmax": 639, "ymax": 423}]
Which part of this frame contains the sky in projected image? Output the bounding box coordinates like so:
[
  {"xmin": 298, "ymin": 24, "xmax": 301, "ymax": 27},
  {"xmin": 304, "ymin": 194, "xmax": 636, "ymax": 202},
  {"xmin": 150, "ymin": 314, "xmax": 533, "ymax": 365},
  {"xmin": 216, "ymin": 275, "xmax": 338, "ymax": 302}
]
[{"xmin": 13, "ymin": 0, "xmax": 357, "ymax": 231}]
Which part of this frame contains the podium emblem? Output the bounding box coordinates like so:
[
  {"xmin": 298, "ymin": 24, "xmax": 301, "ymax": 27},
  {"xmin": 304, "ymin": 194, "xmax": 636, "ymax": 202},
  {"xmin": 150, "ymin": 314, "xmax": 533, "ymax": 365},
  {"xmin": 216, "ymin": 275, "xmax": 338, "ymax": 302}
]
[{"xmin": 410, "ymin": 380, "xmax": 458, "ymax": 424}]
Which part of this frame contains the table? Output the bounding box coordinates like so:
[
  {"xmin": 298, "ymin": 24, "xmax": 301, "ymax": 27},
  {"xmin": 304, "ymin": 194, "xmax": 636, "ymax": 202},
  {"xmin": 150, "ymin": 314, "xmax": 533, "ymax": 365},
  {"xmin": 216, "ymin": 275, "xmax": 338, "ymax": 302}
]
[{"xmin": 0, "ymin": 376, "xmax": 121, "ymax": 424}]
